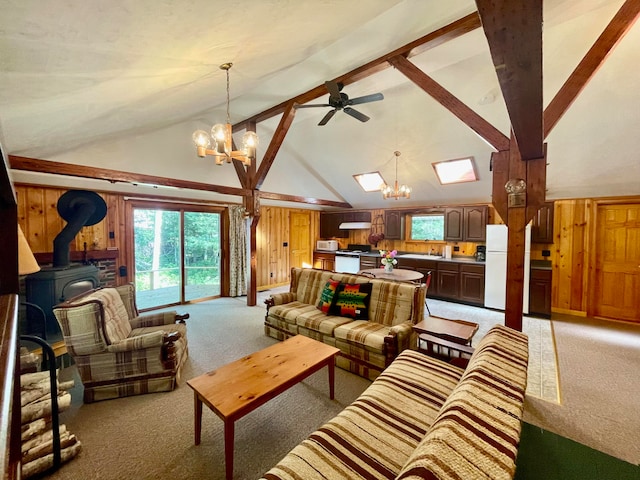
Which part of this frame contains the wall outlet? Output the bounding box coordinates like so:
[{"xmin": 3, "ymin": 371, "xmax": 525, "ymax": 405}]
[
  {"xmin": 283, "ymin": 242, "xmax": 288, "ymax": 247},
  {"xmin": 453, "ymin": 246, "xmax": 460, "ymax": 252}
]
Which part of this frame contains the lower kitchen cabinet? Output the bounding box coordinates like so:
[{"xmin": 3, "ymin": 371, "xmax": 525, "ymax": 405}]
[
  {"xmin": 313, "ymin": 251, "xmax": 335, "ymax": 271},
  {"xmin": 396, "ymin": 258, "xmax": 438, "ymax": 297},
  {"xmin": 437, "ymin": 263, "xmax": 460, "ymax": 300},
  {"xmin": 359, "ymin": 255, "xmax": 379, "ymax": 270},
  {"xmin": 529, "ymin": 268, "xmax": 552, "ymax": 317},
  {"xmin": 459, "ymin": 264, "xmax": 485, "ymax": 305}
]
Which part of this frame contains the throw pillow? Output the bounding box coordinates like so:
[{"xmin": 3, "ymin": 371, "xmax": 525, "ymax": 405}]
[
  {"xmin": 330, "ymin": 282, "xmax": 373, "ymax": 320},
  {"xmin": 316, "ymin": 279, "xmax": 341, "ymax": 314}
]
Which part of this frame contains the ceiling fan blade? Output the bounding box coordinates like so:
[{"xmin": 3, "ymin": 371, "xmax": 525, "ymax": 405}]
[
  {"xmin": 343, "ymin": 107, "xmax": 370, "ymax": 122},
  {"xmin": 325, "ymin": 81, "xmax": 342, "ymax": 102},
  {"xmin": 348, "ymin": 92, "xmax": 384, "ymax": 106},
  {"xmin": 294, "ymin": 103, "xmax": 331, "ymax": 109},
  {"xmin": 318, "ymin": 109, "xmax": 337, "ymax": 126}
]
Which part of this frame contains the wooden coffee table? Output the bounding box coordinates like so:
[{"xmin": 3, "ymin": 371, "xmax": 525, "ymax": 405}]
[
  {"xmin": 413, "ymin": 317, "xmax": 479, "ymax": 346},
  {"xmin": 187, "ymin": 335, "xmax": 340, "ymax": 480}
]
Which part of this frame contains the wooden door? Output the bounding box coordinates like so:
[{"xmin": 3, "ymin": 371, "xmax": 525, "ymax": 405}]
[
  {"xmin": 290, "ymin": 212, "xmax": 311, "ymax": 269},
  {"xmin": 594, "ymin": 204, "xmax": 640, "ymax": 322}
]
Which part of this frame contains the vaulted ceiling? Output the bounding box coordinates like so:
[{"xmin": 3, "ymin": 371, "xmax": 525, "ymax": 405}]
[{"xmin": 1, "ymin": 0, "xmax": 639, "ymax": 210}]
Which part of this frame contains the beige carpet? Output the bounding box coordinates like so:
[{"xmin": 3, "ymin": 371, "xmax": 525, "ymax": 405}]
[{"xmin": 41, "ymin": 294, "xmax": 638, "ymax": 479}]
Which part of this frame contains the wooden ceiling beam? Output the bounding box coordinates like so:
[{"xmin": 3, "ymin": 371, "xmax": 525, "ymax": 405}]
[
  {"xmin": 252, "ymin": 102, "xmax": 297, "ymax": 191},
  {"xmin": 477, "ymin": 0, "xmax": 543, "ymax": 160},
  {"xmin": 233, "ymin": 12, "xmax": 481, "ymax": 131},
  {"xmin": 8, "ymin": 155, "xmax": 350, "ymax": 207},
  {"xmin": 388, "ymin": 55, "xmax": 509, "ymax": 151},
  {"xmin": 544, "ymin": 0, "xmax": 640, "ymax": 138}
]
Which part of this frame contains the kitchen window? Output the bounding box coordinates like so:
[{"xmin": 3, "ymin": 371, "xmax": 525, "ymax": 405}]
[{"xmin": 409, "ymin": 214, "xmax": 445, "ymax": 241}]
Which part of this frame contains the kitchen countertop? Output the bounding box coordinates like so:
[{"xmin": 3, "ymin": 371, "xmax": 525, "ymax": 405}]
[
  {"xmin": 530, "ymin": 259, "xmax": 552, "ymax": 270},
  {"xmin": 359, "ymin": 251, "xmax": 485, "ymax": 264}
]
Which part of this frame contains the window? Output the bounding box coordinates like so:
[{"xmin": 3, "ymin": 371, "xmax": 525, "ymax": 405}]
[
  {"xmin": 409, "ymin": 214, "xmax": 444, "ymax": 241},
  {"xmin": 353, "ymin": 171, "xmax": 385, "ymax": 192},
  {"xmin": 432, "ymin": 157, "xmax": 478, "ymax": 185}
]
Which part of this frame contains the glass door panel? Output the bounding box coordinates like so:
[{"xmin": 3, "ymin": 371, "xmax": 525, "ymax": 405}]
[
  {"xmin": 133, "ymin": 209, "xmax": 181, "ymax": 310},
  {"xmin": 184, "ymin": 211, "xmax": 221, "ymax": 301}
]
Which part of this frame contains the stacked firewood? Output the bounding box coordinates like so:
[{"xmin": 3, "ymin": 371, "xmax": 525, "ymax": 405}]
[{"xmin": 19, "ymin": 348, "xmax": 82, "ymax": 478}]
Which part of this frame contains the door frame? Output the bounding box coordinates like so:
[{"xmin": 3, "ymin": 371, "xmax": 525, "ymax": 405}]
[{"xmin": 124, "ymin": 198, "xmax": 228, "ymax": 309}]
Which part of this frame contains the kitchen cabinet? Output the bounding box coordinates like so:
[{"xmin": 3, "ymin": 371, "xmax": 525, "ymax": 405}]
[
  {"xmin": 531, "ymin": 202, "xmax": 555, "ymax": 243},
  {"xmin": 319, "ymin": 211, "xmax": 371, "ymax": 239},
  {"xmin": 444, "ymin": 206, "xmax": 487, "ymax": 242},
  {"xmin": 313, "ymin": 251, "xmax": 336, "ymax": 271},
  {"xmin": 384, "ymin": 210, "xmax": 405, "ymax": 240},
  {"xmin": 397, "ymin": 257, "xmax": 438, "ymax": 297},
  {"xmin": 463, "ymin": 206, "xmax": 487, "ymax": 242},
  {"xmin": 444, "ymin": 208, "xmax": 463, "ymax": 241},
  {"xmin": 529, "ymin": 268, "xmax": 552, "ymax": 317},
  {"xmin": 437, "ymin": 262, "xmax": 460, "ymax": 300},
  {"xmin": 459, "ymin": 264, "xmax": 485, "ymax": 305}
]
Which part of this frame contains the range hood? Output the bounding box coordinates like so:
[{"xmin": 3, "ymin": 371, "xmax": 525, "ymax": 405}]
[{"xmin": 339, "ymin": 222, "xmax": 372, "ymax": 230}]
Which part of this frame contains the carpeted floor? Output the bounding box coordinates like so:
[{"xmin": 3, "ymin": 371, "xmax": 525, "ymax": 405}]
[{"xmin": 42, "ymin": 293, "xmax": 639, "ymax": 479}]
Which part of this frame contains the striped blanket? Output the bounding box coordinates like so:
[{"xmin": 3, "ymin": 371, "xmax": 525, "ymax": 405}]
[{"xmin": 261, "ymin": 324, "xmax": 528, "ymax": 480}]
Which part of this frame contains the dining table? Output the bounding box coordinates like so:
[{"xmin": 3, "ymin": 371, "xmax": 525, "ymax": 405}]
[{"xmin": 357, "ymin": 268, "xmax": 424, "ymax": 283}]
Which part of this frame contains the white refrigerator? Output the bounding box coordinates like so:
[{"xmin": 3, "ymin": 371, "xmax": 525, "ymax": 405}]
[{"xmin": 483, "ymin": 224, "xmax": 531, "ymax": 313}]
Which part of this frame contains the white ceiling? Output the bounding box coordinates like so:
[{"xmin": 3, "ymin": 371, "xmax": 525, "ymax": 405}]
[{"xmin": 1, "ymin": 0, "xmax": 638, "ymax": 210}]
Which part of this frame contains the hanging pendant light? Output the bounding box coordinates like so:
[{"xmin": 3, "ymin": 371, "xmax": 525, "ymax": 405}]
[
  {"xmin": 382, "ymin": 151, "xmax": 412, "ymax": 200},
  {"xmin": 192, "ymin": 63, "xmax": 258, "ymax": 166}
]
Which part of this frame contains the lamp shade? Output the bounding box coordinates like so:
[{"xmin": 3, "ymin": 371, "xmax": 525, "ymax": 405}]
[{"xmin": 18, "ymin": 225, "xmax": 40, "ymax": 275}]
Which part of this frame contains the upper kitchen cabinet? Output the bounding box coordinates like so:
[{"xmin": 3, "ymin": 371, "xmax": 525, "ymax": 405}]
[
  {"xmin": 444, "ymin": 206, "xmax": 487, "ymax": 242},
  {"xmin": 444, "ymin": 207, "xmax": 463, "ymax": 241},
  {"xmin": 320, "ymin": 212, "xmax": 347, "ymax": 238},
  {"xmin": 319, "ymin": 211, "xmax": 371, "ymax": 239},
  {"xmin": 531, "ymin": 202, "xmax": 555, "ymax": 243},
  {"xmin": 464, "ymin": 206, "xmax": 488, "ymax": 242},
  {"xmin": 384, "ymin": 210, "xmax": 405, "ymax": 240}
]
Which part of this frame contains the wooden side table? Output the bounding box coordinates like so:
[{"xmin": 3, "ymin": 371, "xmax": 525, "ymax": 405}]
[{"xmin": 413, "ymin": 317, "xmax": 479, "ymax": 368}]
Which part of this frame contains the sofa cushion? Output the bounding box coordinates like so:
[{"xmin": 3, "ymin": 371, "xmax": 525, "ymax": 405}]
[
  {"xmin": 268, "ymin": 301, "xmax": 318, "ymax": 325},
  {"xmin": 261, "ymin": 350, "xmax": 464, "ymax": 480},
  {"xmin": 295, "ymin": 269, "xmax": 333, "ymax": 305},
  {"xmin": 330, "ymin": 283, "xmax": 373, "ymax": 320},
  {"xmin": 296, "ymin": 309, "xmax": 355, "ymax": 335},
  {"xmin": 316, "ymin": 279, "xmax": 341, "ymax": 314},
  {"xmin": 333, "ymin": 319, "xmax": 391, "ymax": 352},
  {"xmin": 395, "ymin": 325, "xmax": 528, "ymax": 480},
  {"xmin": 368, "ymin": 280, "xmax": 418, "ymax": 327}
]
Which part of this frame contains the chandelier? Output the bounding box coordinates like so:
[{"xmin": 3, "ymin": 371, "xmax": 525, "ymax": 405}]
[
  {"xmin": 382, "ymin": 151, "xmax": 412, "ymax": 200},
  {"xmin": 192, "ymin": 63, "xmax": 258, "ymax": 166}
]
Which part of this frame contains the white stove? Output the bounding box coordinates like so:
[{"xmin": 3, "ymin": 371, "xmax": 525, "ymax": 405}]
[{"xmin": 334, "ymin": 244, "xmax": 371, "ymax": 273}]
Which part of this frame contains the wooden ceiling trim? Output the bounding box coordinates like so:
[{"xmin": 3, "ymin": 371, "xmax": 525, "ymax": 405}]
[
  {"xmin": 234, "ymin": 12, "xmax": 481, "ymax": 131},
  {"xmin": 252, "ymin": 102, "xmax": 297, "ymax": 191},
  {"xmin": 388, "ymin": 55, "xmax": 509, "ymax": 151},
  {"xmin": 544, "ymin": 0, "xmax": 640, "ymax": 138},
  {"xmin": 477, "ymin": 0, "xmax": 543, "ymax": 160},
  {"xmin": 259, "ymin": 191, "xmax": 351, "ymax": 208}
]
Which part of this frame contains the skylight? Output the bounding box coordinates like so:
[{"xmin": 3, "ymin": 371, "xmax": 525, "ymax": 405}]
[
  {"xmin": 353, "ymin": 172, "xmax": 385, "ymax": 192},
  {"xmin": 432, "ymin": 157, "xmax": 478, "ymax": 185}
]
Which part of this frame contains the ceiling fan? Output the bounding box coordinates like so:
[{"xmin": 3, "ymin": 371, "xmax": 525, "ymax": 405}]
[{"xmin": 294, "ymin": 80, "xmax": 384, "ymax": 125}]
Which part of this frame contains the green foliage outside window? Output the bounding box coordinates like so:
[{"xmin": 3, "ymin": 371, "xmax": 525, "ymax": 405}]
[{"xmin": 410, "ymin": 214, "xmax": 444, "ymax": 241}]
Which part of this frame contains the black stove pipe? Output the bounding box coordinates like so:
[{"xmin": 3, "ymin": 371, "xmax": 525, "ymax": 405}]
[{"xmin": 52, "ymin": 199, "xmax": 96, "ymax": 268}]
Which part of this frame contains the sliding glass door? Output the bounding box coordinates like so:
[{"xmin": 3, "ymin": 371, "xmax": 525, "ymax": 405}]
[{"xmin": 130, "ymin": 202, "xmax": 222, "ymax": 310}]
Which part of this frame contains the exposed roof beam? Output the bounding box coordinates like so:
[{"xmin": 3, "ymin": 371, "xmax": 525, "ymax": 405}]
[
  {"xmin": 234, "ymin": 12, "xmax": 481, "ymax": 131},
  {"xmin": 8, "ymin": 156, "xmax": 349, "ymax": 207},
  {"xmin": 544, "ymin": 0, "xmax": 640, "ymax": 138},
  {"xmin": 252, "ymin": 102, "xmax": 297, "ymax": 191},
  {"xmin": 477, "ymin": 0, "xmax": 543, "ymax": 160},
  {"xmin": 388, "ymin": 55, "xmax": 509, "ymax": 151}
]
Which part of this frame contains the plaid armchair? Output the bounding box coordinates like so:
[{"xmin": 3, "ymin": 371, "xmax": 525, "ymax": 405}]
[{"xmin": 53, "ymin": 284, "xmax": 189, "ymax": 403}]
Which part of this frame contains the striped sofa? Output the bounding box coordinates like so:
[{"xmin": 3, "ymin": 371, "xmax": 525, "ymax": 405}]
[
  {"xmin": 265, "ymin": 268, "xmax": 426, "ymax": 380},
  {"xmin": 262, "ymin": 324, "xmax": 528, "ymax": 480},
  {"xmin": 53, "ymin": 284, "xmax": 189, "ymax": 403}
]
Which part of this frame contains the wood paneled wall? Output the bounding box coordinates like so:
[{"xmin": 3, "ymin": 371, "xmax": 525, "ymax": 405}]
[{"xmin": 16, "ymin": 183, "xmax": 638, "ymax": 315}]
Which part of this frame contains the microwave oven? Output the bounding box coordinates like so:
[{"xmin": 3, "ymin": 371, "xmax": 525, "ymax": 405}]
[{"xmin": 316, "ymin": 240, "xmax": 339, "ymax": 251}]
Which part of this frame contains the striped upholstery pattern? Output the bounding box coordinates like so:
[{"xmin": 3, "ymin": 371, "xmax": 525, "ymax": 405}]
[
  {"xmin": 53, "ymin": 286, "xmax": 189, "ymax": 403},
  {"xmin": 262, "ymin": 325, "xmax": 528, "ymax": 480},
  {"xmin": 261, "ymin": 350, "xmax": 464, "ymax": 480},
  {"xmin": 396, "ymin": 325, "xmax": 528, "ymax": 480}
]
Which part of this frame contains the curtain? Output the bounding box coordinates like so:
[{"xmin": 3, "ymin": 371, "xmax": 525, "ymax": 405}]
[{"xmin": 229, "ymin": 206, "xmax": 247, "ymax": 296}]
